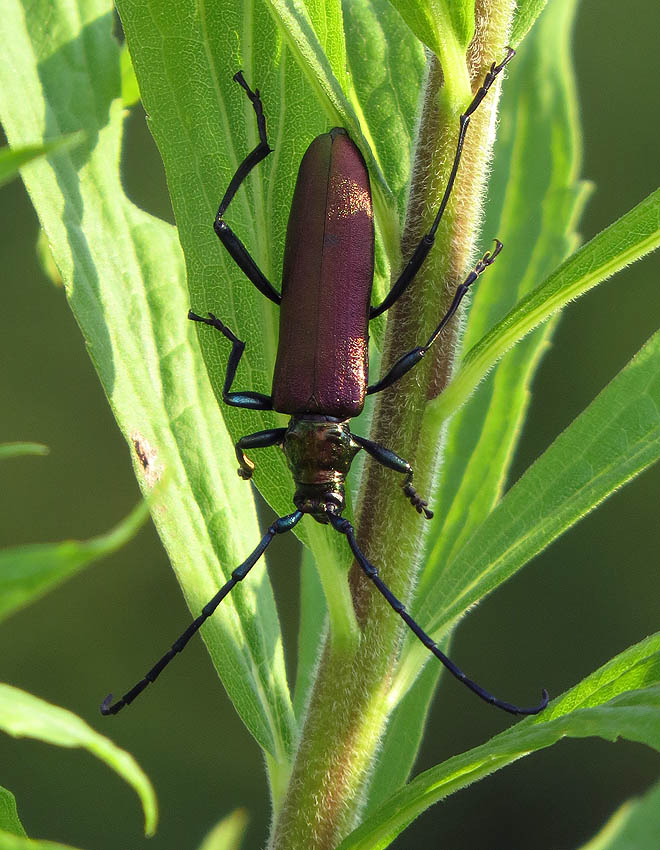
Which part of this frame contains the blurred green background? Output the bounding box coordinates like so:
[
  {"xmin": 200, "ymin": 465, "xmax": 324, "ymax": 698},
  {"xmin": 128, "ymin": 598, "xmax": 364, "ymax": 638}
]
[{"xmin": 2, "ymin": 2, "xmax": 659, "ymax": 848}]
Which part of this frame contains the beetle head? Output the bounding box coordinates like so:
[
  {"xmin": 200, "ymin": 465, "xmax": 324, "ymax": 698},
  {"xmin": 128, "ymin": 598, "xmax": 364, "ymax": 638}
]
[{"xmin": 282, "ymin": 416, "xmax": 360, "ymax": 523}]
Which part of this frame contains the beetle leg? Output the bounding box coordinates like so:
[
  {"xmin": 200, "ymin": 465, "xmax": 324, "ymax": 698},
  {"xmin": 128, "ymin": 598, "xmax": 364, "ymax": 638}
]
[
  {"xmin": 214, "ymin": 72, "xmax": 282, "ymax": 306},
  {"xmin": 367, "ymin": 241, "xmax": 502, "ymax": 395},
  {"xmin": 351, "ymin": 434, "xmax": 433, "ymax": 519},
  {"xmin": 235, "ymin": 428, "xmax": 287, "ymax": 479},
  {"xmin": 101, "ymin": 510, "xmax": 304, "ymax": 716},
  {"xmin": 328, "ymin": 513, "xmax": 549, "ymax": 717},
  {"xmin": 370, "ymin": 48, "xmax": 514, "ymax": 320},
  {"xmin": 188, "ymin": 310, "xmax": 274, "ymax": 410}
]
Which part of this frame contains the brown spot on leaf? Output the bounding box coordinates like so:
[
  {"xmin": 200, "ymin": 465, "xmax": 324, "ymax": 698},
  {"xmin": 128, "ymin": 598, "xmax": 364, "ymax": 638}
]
[{"xmin": 130, "ymin": 432, "xmax": 162, "ymax": 487}]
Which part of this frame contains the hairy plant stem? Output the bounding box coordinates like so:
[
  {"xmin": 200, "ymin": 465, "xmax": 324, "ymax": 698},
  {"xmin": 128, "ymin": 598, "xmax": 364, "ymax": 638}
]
[{"xmin": 270, "ymin": 5, "xmax": 515, "ymax": 848}]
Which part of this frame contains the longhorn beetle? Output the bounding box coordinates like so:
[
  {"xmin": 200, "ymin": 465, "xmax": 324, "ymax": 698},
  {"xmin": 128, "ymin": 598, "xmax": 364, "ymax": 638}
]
[{"xmin": 102, "ymin": 48, "xmax": 549, "ymax": 718}]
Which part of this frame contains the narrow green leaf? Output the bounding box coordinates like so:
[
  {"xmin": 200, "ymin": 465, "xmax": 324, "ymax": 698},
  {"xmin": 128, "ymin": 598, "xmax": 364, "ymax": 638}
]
[
  {"xmin": 0, "ymin": 0, "xmax": 295, "ymax": 763},
  {"xmin": 302, "ymin": 0, "xmax": 347, "ymax": 87},
  {"xmin": 576, "ymin": 777, "xmax": 660, "ymax": 850},
  {"xmin": 432, "ymin": 185, "xmax": 660, "ymax": 426},
  {"xmin": 0, "ymin": 443, "xmax": 48, "ymax": 460},
  {"xmin": 0, "ymin": 136, "xmax": 82, "ymax": 188},
  {"xmin": 265, "ymin": 0, "xmax": 349, "ymax": 109},
  {"xmin": 0, "ymin": 499, "xmax": 150, "ymax": 624},
  {"xmin": 0, "ymin": 685, "xmax": 157, "ymax": 836},
  {"xmin": 338, "ymin": 633, "xmax": 660, "ymax": 850},
  {"xmin": 510, "ymin": 0, "xmax": 550, "ymax": 46},
  {"xmin": 416, "ymin": 326, "xmax": 660, "ymax": 647},
  {"xmin": 198, "ymin": 808, "xmax": 249, "ymax": 850},
  {"xmin": 0, "ymin": 788, "xmax": 25, "ymax": 838},
  {"xmin": 0, "ymin": 835, "xmax": 86, "ymax": 850}
]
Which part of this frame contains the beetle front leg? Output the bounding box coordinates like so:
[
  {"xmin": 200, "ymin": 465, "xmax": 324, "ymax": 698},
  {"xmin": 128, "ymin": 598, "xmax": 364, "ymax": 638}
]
[
  {"xmin": 352, "ymin": 434, "xmax": 433, "ymax": 519},
  {"xmin": 214, "ymin": 72, "xmax": 282, "ymax": 307},
  {"xmin": 235, "ymin": 428, "xmax": 287, "ymax": 479},
  {"xmin": 367, "ymin": 241, "xmax": 502, "ymax": 396},
  {"xmin": 188, "ymin": 311, "xmax": 273, "ymax": 410}
]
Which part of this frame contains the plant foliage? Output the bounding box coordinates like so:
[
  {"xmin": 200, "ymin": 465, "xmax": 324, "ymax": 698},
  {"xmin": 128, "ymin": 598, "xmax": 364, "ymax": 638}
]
[{"xmin": 1, "ymin": 0, "xmax": 659, "ymax": 847}]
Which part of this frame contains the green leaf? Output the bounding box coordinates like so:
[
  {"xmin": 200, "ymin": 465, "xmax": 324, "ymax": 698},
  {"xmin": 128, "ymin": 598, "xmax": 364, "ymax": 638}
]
[
  {"xmin": 0, "ymin": 499, "xmax": 150, "ymax": 624},
  {"xmin": 0, "ymin": 834, "xmax": 86, "ymax": 850},
  {"xmin": 265, "ymin": 0, "xmax": 349, "ymax": 112},
  {"xmin": 0, "ymin": 136, "xmax": 82, "ymax": 188},
  {"xmin": 198, "ymin": 808, "xmax": 249, "ymax": 850},
  {"xmin": 383, "ymin": 0, "xmax": 474, "ymax": 109},
  {"xmin": 338, "ymin": 633, "xmax": 660, "ymax": 850},
  {"xmin": 510, "ymin": 0, "xmax": 550, "ymax": 46},
  {"xmin": 419, "ymin": 0, "xmax": 588, "ymax": 615},
  {"xmin": 342, "ymin": 0, "xmax": 426, "ymax": 219},
  {"xmin": 115, "ymin": 0, "xmax": 360, "ymax": 653},
  {"xmin": 264, "ymin": 0, "xmax": 393, "ymax": 211},
  {"xmin": 576, "ymin": 777, "xmax": 660, "ymax": 850},
  {"xmin": 0, "ymin": 788, "xmax": 25, "ymax": 838},
  {"xmin": 386, "ymin": 0, "xmax": 475, "ymax": 66},
  {"xmin": 0, "ymin": 0, "xmax": 295, "ymax": 767},
  {"xmin": 432, "ymin": 185, "xmax": 660, "ymax": 426},
  {"xmin": 0, "ymin": 443, "xmax": 49, "ymax": 460},
  {"xmin": 414, "ymin": 326, "xmax": 660, "ymax": 644},
  {"xmin": 0, "ymin": 685, "xmax": 157, "ymax": 836}
]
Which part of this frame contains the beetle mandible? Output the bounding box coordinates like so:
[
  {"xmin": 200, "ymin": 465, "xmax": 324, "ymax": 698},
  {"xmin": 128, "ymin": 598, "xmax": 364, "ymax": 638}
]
[{"xmin": 102, "ymin": 48, "xmax": 549, "ymax": 718}]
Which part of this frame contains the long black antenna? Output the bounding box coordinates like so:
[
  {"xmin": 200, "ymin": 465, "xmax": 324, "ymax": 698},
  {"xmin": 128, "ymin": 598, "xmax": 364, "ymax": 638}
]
[
  {"xmin": 101, "ymin": 511, "xmax": 302, "ymax": 715},
  {"xmin": 329, "ymin": 513, "xmax": 549, "ymax": 716}
]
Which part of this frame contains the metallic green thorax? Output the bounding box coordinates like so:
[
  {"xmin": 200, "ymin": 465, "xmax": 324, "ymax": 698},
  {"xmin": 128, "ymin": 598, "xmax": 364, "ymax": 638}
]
[{"xmin": 282, "ymin": 416, "xmax": 361, "ymax": 523}]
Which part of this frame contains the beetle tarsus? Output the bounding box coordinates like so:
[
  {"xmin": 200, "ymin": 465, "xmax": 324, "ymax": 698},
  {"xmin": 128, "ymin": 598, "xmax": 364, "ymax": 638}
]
[
  {"xmin": 237, "ymin": 456, "xmax": 254, "ymax": 479},
  {"xmin": 100, "ymin": 694, "xmax": 116, "ymax": 716},
  {"xmin": 403, "ymin": 482, "xmax": 433, "ymax": 520},
  {"xmin": 402, "ymin": 472, "xmax": 433, "ymax": 519},
  {"xmin": 481, "ymin": 238, "xmax": 503, "ymax": 267}
]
